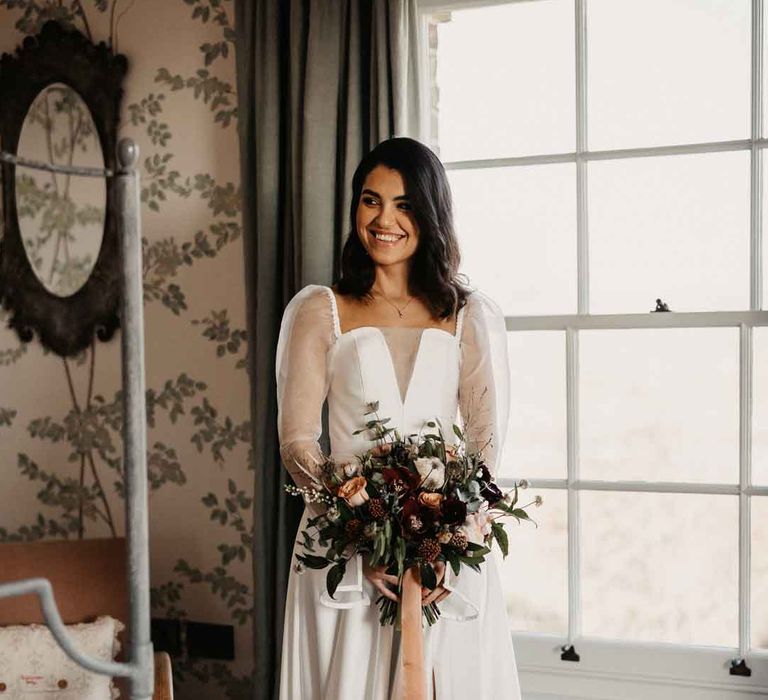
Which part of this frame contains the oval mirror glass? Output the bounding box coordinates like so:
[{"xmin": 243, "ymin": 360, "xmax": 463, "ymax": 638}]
[{"xmin": 15, "ymin": 82, "xmax": 106, "ymax": 297}]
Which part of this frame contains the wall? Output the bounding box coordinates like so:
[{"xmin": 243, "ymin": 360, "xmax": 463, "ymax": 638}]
[{"xmin": 0, "ymin": 2, "xmax": 253, "ymax": 697}]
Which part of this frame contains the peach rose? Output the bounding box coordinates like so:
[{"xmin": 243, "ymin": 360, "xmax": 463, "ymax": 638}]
[
  {"xmin": 337, "ymin": 476, "xmax": 370, "ymax": 507},
  {"xmin": 418, "ymin": 492, "xmax": 443, "ymax": 511}
]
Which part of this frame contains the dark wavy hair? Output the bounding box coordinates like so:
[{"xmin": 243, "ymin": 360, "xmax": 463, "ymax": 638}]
[{"xmin": 334, "ymin": 136, "xmax": 471, "ymax": 320}]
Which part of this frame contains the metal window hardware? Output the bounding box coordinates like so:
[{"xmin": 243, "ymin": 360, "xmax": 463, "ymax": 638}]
[{"xmin": 560, "ymin": 644, "xmax": 580, "ymax": 662}]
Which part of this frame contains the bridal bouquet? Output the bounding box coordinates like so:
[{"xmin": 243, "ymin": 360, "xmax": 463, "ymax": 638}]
[{"xmin": 285, "ymin": 400, "xmax": 540, "ymax": 627}]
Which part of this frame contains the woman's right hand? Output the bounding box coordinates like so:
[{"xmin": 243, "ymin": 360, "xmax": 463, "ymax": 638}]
[{"xmin": 362, "ymin": 557, "xmax": 400, "ymax": 602}]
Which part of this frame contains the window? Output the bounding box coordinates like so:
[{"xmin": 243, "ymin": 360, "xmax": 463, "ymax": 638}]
[{"xmin": 418, "ymin": 0, "xmax": 768, "ymax": 696}]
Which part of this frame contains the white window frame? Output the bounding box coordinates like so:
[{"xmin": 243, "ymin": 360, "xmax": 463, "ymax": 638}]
[{"xmin": 415, "ymin": 0, "xmax": 768, "ymax": 697}]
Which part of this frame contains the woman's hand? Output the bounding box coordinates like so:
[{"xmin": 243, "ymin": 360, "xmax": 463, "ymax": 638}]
[
  {"xmin": 421, "ymin": 560, "xmax": 452, "ymax": 606},
  {"xmin": 363, "ymin": 558, "xmax": 400, "ymax": 602}
]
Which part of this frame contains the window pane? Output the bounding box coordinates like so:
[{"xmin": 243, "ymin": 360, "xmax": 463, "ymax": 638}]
[
  {"xmin": 764, "ymin": 153, "xmax": 768, "ymax": 312},
  {"xmin": 755, "ymin": 328, "xmax": 768, "ymax": 486},
  {"xmin": 753, "ymin": 497, "xmax": 768, "ymax": 649},
  {"xmin": 450, "ymin": 164, "xmax": 576, "ymax": 315},
  {"xmin": 433, "ymin": 0, "xmax": 574, "ymax": 162},
  {"xmin": 588, "ymin": 0, "xmax": 750, "ymax": 150},
  {"xmin": 499, "ymin": 488, "xmax": 567, "ymax": 635},
  {"xmin": 580, "ymin": 328, "xmax": 739, "ymax": 483},
  {"xmin": 581, "ymin": 491, "xmax": 738, "ymax": 646},
  {"xmin": 589, "ymin": 151, "xmax": 750, "ymax": 314},
  {"xmin": 502, "ymin": 331, "xmax": 566, "ymax": 480}
]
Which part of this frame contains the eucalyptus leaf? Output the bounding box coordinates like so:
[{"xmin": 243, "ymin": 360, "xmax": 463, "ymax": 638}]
[
  {"xmin": 420, "ymin": 563, "xmax": 437, "ymax": 590},
  {"xmin": 326, "ymin": 560, "xmax": 347, "ymax": 598},
  {"xmin": 297, "ymin": 554, "xmax": 329, "ymax": 569}
]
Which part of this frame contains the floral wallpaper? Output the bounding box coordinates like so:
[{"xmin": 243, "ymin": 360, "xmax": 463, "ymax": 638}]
[{"xmin": 0, "ymin": 1, "xmax": 253, "ymax": 697}]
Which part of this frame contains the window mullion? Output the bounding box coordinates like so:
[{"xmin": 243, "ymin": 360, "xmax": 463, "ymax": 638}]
[
  {"xmin": 566, "ymin": 326, "xmax": 581, "ymax": 650},
  {"xmin": 738, "ymin": 323, "xmax": 753, "ymax": 662},
  {"xmin": 751, "ymin": 0, "xmax": 764, "ymax": 311},
  {"xmin": 576, "ymin": 0, "xmax": 588, "ymax": 315}
]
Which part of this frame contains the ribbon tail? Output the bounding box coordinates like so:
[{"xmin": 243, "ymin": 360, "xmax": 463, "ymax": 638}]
[{"xmin": 400, "ymin": 565, "xmax": 426, "ymax": 700}]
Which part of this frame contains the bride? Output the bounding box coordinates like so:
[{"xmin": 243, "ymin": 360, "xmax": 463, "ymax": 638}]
[{"xmin": 275, "ymin": 136, "xmax": 522, "ymax": 699}]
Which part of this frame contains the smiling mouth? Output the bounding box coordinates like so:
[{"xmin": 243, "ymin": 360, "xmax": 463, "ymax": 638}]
[{"xmin": 370, "ymin": 229, "xmax": 406, "ymax": 243}]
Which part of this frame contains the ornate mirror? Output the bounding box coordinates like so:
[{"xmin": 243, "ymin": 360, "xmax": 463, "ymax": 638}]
[{"xmin": 0, "ymin": 21, "xmax": 128, "ymax": 356}]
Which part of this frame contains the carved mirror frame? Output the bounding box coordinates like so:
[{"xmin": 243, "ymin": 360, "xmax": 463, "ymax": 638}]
[{"xmin": 0, "ymin": 20, "xmax": 128, "ymax": 357}]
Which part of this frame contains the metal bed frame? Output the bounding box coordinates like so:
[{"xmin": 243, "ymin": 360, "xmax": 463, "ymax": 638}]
[{"xmin": 0, "ymin": 137, "xmax": 154, "ymax": 699}]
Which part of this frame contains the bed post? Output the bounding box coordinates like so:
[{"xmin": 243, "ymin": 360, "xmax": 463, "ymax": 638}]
[{"xmin": 116, "ymin": 137, "xmax": 155, "ymax": 700}]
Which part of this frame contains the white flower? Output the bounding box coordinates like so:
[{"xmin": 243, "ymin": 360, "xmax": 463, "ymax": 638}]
[
  {"xmin": 342, "ymin": 461, "xmax": 361, "ymax": 478},
  {"xmin": 460, "ymin": 510, "xmax": 493, "ymax": 546},
  {"xmin": 414, "ymin": 457, "xmax": 446, "ymax": 490}
]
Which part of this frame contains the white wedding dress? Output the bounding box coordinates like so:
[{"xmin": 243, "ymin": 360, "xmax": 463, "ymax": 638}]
[{"xmin": 275, "ymin": 283, "xmax": 522, "ymax": 700}]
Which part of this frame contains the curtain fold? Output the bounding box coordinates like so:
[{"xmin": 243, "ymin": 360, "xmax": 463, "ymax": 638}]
[{"xmin": 234, "ymin": 2, "xmax": 425, "ymax": 697}]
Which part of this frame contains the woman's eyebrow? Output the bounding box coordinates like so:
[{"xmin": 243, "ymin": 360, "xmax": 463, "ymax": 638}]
[{"xmin": 362, "ymin": 188, "xmax": 410, "ymax": 201}]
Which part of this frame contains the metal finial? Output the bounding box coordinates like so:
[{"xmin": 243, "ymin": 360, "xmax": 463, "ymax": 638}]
[{"xmin": 117, "ymin": 138, "xmax": 139, "ymax": 170}]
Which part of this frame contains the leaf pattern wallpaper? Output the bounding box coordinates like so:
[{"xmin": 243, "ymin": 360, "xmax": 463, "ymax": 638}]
[{"xmin": 0, "ymin": 1, "xmax": 253, "ymax": 697}]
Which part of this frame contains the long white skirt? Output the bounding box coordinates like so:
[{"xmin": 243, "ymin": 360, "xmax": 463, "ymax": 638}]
[{"xmin": 279, "ymin": 507, "xmax": 523, "ymax": 700}]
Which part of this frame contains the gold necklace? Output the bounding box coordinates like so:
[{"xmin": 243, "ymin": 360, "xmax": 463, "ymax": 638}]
[{"xmin": 372, "ymin": 289, "xmax": 415, "ymax": 318}]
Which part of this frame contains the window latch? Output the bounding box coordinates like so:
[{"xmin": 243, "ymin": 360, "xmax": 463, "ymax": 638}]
[
  {"xmin": 651, "ymin": 298, "xmax": 671, "ymax": 312},
  {"xmin": 729, "ymin": 658, "xmax": 752, "ymax": 677},
  {"xmin": 560, "ymin": 644, "xmax": 580, "ymax": 662}
]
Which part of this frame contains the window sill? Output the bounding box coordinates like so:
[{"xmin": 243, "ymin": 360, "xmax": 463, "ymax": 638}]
[{"xmin": 512, "ymin": 633, "xmax": 768, "ymax": 699}]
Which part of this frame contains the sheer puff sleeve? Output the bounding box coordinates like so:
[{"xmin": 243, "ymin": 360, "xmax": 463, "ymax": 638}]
[
  {"xmin": 439, "ymin": 289, "xmax": 512, "ymax": 620},
  {"xmin": 275, "ymin": 284, "xmax": 336, "ymax": 517},
  {"xmin": 457, "ymin": 288, "xmax": 511, "ymax": 479}
]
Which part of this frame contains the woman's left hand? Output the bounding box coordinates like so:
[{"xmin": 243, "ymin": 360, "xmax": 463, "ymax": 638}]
[{"xmin": 421, "ymin": 560, "xmax": 451, "ymax": 606}]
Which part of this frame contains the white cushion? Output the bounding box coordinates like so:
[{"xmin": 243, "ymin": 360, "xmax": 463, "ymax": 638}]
[{"xmin": 0, "ymin": 615, "xmax": 124, "ymax": 699}]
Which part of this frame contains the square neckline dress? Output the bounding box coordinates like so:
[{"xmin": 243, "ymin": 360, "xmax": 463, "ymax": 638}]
[{"xmin": 275, "ymin": 284, "xmax": 522, "ymax": 700}]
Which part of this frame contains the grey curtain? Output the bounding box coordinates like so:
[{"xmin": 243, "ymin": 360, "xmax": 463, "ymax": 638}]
[{"xmin": 234, "ymin": 2, "xmax": 424, "ymax": 697}]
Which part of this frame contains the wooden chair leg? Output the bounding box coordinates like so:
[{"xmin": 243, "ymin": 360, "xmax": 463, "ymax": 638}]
[{"xmin": 153, "ymin": 651, "xmax": 174, "ymax": 700}]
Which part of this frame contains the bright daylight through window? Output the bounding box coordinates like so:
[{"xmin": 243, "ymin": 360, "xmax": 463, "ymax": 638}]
[{"xmin": 424, "ymin": 0, "xmax": 768, "ymax": 688}]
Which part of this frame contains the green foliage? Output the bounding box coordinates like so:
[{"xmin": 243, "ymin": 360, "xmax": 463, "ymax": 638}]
[
  {"xmin": 155, "ymin": 67, "xmax": 237, "ymax": 127},
  {"xmin": 17, "ymin": 453, "xmax": 107, "ymax": 533},
  {"xmin": 150, "ymin": 580, "xmax": 188, "ymax": 619},
  {"xmin": 147, "ymin": 441, "xmax": 186, "ymax": 490},
  {"xmin": 0, "ymin": 0, "xmax": 79, "ymax": 34},
  {"xmin": 174, "ymin": 559, "xmax": 251, "ymax": 625},
  {"xmin": 127, "ymin": 93, "xmax": 171, "ymax": 145},
  {"xmin": 141, "ymin": 153, "xmax": 192, "ymax": 211},
  {"xmin": 0, "ymin": 407, "xmax": 17, "ymax": 428},
  {"xmin": 190, "ymin": 397, "xmax": 251, "ymax": 463},
  {"xmin": 193, "ymin": 309, "xmax": 247, "ymax": 369},
  {"xmin": 0, "ymin": 320, "xmax": 29, "ymax": 365},
  {"xmin": 146, "ymin": 373, "xmax": 207, "ymax": 427},
  {"xmin": 0, "ymin": 512, "xmax": 71, "ymax": 543}
]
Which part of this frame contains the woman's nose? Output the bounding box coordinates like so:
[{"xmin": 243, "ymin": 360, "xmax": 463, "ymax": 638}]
[{"xmin": 375, "ymin": 204, "xmax": 396, "ymax": 227}]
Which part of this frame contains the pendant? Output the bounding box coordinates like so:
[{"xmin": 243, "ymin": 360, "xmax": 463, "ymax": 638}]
[{"xmin": 397, "ymin": 310, "xmax": 403, "ymax": 318}]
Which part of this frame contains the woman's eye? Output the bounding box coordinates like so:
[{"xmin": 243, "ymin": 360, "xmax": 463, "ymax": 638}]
[
  {"xmin": 398, "ymin": 203, "xmax": 411, "ymax": 211},
  {"xmin": 362, "ymin": 196, "xmax": 378, "ymax": 206}
]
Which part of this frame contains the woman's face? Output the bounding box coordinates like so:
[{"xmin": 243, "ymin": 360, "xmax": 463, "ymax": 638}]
[{"xmin": 355, "ymin": 164, "xmax": 420, "ymax": 266}]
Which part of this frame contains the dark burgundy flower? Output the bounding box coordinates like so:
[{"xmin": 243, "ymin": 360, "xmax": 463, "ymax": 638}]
[
  {"xmin": 441, "ymin": 497, "xmax": 467, "ymax": 525},
  {"xmin": 401, "ymin": 497, "xmax": 426, "ymax": 534},
  {"xmin": 477, "ymin": 463, "xmax": 492, "ymax": 483},
  {"xmin": 480, "ymin": 480, "xmax": 504, "ymax": 506},
  {"xmin": 383, "ymin": 467, "xmax": 420, "ymax": 494}
]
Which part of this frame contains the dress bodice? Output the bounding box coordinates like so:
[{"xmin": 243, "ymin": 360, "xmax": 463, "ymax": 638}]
[
  {"xmin": 275, "ymin": 283, "xmax": 511, "ymax": 505},
  {"xmin": 323, "ymin": 287, "xmax": 467, "ymax": 462}
]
